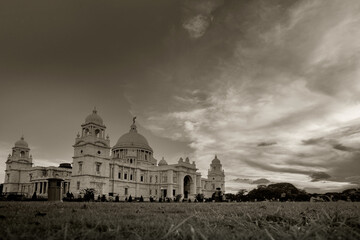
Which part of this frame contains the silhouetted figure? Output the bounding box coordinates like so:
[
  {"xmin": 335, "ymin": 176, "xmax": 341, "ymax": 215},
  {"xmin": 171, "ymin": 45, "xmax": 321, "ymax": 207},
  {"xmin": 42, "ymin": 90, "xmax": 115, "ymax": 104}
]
[
  {"xmin": 101, "ymin": 195, "xmax": 106, "ymax": 202},
  {"xmin": 32, "ymin": 192, "xmax": 37, "ymax": 201},
  {"xmin": 213, "ymin": 188, "xmax": 223, "ymax": 202},
  {"xmin": 128, "ymin": 195, "xmax": 133, "ymax": 202}
]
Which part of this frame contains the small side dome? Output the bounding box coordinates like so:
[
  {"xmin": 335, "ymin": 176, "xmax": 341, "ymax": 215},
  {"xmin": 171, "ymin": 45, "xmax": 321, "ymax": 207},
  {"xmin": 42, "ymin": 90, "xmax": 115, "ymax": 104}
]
[
  {"xmin": 85, "ymin": 108, "xmax": 104, "ymax": 126},
  {"xmin": 158, "ymin": 157, "xmax": 168, "ymax": 166},
  {"xmin": 15, "ymin": 136, "xmax": 29, "ymax": 148},
  {"xmin": 212, "ymin": 155, "xmax": 221, "ymax": 164}
]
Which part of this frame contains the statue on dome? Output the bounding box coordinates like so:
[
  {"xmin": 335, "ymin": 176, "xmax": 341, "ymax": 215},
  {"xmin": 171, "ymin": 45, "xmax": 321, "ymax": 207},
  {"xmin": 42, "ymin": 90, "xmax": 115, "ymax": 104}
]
[{"xmin": 133, "ymin": 116, "xmax": 136, "ymax": 124}]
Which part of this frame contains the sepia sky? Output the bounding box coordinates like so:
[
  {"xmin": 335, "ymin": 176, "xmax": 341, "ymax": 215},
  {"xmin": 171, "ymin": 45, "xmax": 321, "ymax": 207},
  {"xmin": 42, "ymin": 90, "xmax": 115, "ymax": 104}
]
[{"xmin": 1, "ymin": 0, "xmax": 360, "ymax": 193}]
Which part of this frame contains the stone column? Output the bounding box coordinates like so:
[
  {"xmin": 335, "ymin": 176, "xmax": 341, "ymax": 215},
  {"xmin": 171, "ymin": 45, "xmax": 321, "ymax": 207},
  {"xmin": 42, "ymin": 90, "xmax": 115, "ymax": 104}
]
[
  {"xmin": 167, "ymin": 170, "xmax": 173, "ymax": 198},
  {"xmin": 179, "ymin": 172, "xmax": 184, "ymax": 198},
  {"xmin": 191, "ymin": 175, "xmax": 196, "ymax": 197},
  {"xmin": 135, "ymin": 169, "xmax": 140, "ymax": 197}
]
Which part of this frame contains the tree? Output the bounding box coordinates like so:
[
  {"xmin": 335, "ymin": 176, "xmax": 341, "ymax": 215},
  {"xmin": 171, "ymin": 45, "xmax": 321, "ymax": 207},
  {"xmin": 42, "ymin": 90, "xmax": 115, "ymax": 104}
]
[
  {"xmin": 247, "ymin": 183, "xmax": 306, "ymax": 201},
  {"xmin": 128, "ymin": 195, "xmax": 133, "ymax": 202},
  {"xmin": 225, "ymin": 193, "xmax": 236, "ymax": 202},
  {"xmin": 236, "ymin": 189, "xmax": 248, "ymax": 202}
]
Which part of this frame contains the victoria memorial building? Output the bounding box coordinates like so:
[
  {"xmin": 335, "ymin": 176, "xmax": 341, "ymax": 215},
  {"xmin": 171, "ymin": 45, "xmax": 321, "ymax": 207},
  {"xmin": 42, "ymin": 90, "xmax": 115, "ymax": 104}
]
[{"xmin": 2, "ymin": 109, "xmax": 225, "ymax": 200}]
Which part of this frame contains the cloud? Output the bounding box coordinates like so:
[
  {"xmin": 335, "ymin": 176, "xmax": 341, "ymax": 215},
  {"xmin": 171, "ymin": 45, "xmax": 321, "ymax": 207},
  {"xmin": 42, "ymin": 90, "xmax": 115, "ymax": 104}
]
[
  {"xmin": 252, "ymin": 178, "xmax": 271, "ymax": 185},
  {"xmin": 302, "ymin": 137, "xmax": 325, "ymax": 145},
  {"xmin": 243, "ymin": 159, "xmax": 311, "ymax": 176},
  {"xmin": 231, "ymin": 178, "xmax": 252, "ymax": 184},
  {"xmin": 332, "ymin": 144, "xmax": 356, "ymax": 152},
  {"xmin": 183, "ymin": 15, "xmax": 210, "ymax": 39},
  {"xmin": 257, "ymin": 141, "xmax": 277, "ymax": 147},
  {"xmin": 181, "ymin": 0, "xmax": 224, "ymax": 39},
  {"xmin": 345, "ymin": 176, "xmax": 360, "ymax": 185},
  {"xmin": 125, "ymin": 0, "xmax": 360, "ymax": 193},
  {"xmin": 310, "ymin": 172, "xmax": 331, "ymax": 182}
]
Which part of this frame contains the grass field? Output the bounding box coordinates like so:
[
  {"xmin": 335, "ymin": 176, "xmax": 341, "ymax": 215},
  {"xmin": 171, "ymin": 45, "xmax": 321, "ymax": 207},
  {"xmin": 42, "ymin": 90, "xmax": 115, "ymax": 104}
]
[{"xmin": 0, "ymin": 202, "xmax": 359, "ymax": 240}]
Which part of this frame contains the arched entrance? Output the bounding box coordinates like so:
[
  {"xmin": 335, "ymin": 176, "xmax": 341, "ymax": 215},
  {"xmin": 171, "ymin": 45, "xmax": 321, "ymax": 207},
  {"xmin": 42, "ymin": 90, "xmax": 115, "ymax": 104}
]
[{"xmin": 183, "ymin": 175, "xmax": 192, "ymax": 199}]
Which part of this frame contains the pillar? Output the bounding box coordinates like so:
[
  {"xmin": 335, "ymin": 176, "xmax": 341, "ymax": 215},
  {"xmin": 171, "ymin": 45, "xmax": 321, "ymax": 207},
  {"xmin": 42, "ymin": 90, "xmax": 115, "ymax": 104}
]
[
  {"xmin": 167, "ymin": 170, "xmax": 174, "ymax": 198},
  {"xmin": 179, "ymin": 172, "xmax": 184, "ymax": 198},
  {"xmin": 191, "ymin": 175, "xmax": 196, "ymax": 197}
]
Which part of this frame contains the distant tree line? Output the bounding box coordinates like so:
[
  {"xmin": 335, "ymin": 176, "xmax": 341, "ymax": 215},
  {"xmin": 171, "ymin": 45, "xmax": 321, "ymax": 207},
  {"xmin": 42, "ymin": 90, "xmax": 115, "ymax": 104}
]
[{"xmin": 225, "ymin": 183, "xmax": 360, "ymax": 202}]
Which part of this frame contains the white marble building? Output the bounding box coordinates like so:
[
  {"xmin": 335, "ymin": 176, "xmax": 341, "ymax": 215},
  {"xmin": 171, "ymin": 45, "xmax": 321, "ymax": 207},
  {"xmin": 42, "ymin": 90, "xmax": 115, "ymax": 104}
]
[
  {"xmin": 3, "ymin": 109, "xmax": 225, "ymax": 200},
  {"xmin": 2, "ymin": 137, "xmax": 71, "ymax": 198}
]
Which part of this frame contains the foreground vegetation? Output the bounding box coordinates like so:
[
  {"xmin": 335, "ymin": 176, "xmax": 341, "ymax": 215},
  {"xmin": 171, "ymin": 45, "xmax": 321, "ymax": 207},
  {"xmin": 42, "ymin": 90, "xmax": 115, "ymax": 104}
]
[{"xmin": 0, "ymin": 202, "xmax": 359, "ymax": 240}]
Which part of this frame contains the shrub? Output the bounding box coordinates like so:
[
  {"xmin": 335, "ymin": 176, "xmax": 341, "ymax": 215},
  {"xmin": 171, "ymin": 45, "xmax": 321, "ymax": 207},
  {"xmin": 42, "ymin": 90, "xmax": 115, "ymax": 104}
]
[
  {"xmin": 175, "ymin": 194, "xmax": 182, "ymax": 202},
  {"xmin": 81, "ymin": 188, "xmax": 95, "ymax": 202}
]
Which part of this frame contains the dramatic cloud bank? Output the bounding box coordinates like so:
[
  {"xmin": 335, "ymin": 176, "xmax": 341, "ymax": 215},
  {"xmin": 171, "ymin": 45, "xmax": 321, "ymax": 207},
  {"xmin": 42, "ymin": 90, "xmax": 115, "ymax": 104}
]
[{"xmin": 127, "ymin": 0, "xmax": 360, "ymax": 193}]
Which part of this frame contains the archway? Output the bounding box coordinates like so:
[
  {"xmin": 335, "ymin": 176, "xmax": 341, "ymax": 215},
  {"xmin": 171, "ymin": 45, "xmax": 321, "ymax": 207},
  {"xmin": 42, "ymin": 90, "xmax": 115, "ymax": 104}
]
[{"xmin": 183, "ymin": 175, "xmax": 192, "ymax": 199}]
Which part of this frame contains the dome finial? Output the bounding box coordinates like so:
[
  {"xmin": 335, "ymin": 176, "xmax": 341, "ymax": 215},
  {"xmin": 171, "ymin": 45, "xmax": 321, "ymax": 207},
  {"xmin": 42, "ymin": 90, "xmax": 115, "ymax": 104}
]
[
  {"xmin": 85, "ymin": 108, "xmax": 104, "ymax": 125},
  {"xmin": 130, "ymin": 117, "xmax": 137, "ymax": 132},
  {"xmin": 21, "ymin": 135, "xmax": 24, "ymax": 140}
]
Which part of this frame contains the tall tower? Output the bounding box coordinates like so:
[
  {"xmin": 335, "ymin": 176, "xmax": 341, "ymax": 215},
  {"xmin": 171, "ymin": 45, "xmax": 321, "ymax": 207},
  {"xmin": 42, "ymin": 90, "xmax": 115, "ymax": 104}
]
[
  {"xmin": 70, "ymin": 108, "xmax": 110, "ymax": 196},
  {"xmin": 207, "ymin": 155, "xmax": 225, "ymax": 191},
  {"xmin": 3, "ymin": 136, "xmax": 33, "ymax": 194}
]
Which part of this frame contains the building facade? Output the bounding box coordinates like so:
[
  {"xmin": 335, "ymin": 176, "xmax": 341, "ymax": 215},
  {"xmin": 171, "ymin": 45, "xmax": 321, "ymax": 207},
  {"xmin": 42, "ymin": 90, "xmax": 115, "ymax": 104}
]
[
  {"xmin": 2, "ymin": 109, "xmax": 225, "ymax": 200},
  {"xmin": 2, "ymin": 137, "xmax": 71, "ymax": 198}
]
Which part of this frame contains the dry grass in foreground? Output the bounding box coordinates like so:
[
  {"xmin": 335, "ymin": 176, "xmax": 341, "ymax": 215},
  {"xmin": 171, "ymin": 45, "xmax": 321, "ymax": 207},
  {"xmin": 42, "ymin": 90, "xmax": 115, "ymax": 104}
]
[{"xmin": 0, "ymin": 202, "xmax": 359, "ymax": 240}]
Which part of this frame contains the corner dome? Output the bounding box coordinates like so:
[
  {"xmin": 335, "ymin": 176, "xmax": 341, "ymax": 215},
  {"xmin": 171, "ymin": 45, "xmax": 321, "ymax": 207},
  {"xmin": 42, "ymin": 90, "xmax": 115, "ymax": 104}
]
[
  {"xmin": 158, "ymin": 157, "xmax": 168, "ymax": 166},
  {"xmin": 212, "ymin": 155, "xmax": 221, "ymax": 164},
  {"xmin": 15, "ymin": 136, "xmax": 29, "ymax": 148},
  {"xmin": 114, "ymin": 121, "xmax": 152, "ymax": 151},
  {"xmin": 85, "ymin": 108, "xmax": 104, "ymax": 126}
]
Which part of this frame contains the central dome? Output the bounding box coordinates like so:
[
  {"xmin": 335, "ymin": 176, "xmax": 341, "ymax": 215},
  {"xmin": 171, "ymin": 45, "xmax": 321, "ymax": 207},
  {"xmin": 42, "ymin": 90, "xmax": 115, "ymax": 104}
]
[
  {"xmin": 85, "ymin": 108, "xmax": 104, "ymax": 126},
  {"xmin": 114, "ymin": 123, "xmax": 152, "ymax": 151}
]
